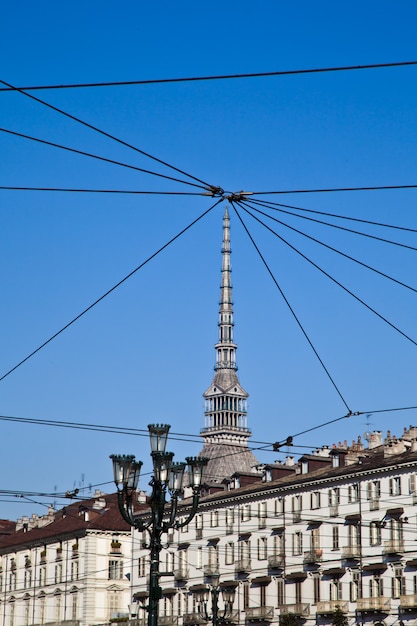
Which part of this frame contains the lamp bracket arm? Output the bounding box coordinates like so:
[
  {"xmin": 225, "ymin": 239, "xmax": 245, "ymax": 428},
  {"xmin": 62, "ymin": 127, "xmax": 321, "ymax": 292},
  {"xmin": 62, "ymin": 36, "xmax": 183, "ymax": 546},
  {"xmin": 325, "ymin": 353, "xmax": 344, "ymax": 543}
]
[{"xmin": 175, "ymin": 492, "xmax": 200, "ymax": 528}]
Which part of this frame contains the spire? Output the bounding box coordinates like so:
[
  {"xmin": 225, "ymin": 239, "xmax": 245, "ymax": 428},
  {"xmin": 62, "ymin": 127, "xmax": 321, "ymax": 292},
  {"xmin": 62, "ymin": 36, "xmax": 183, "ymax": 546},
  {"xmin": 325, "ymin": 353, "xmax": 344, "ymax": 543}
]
[{"xmin": 198, "ymin": 204, "xmax": 260, "ymax": 483}]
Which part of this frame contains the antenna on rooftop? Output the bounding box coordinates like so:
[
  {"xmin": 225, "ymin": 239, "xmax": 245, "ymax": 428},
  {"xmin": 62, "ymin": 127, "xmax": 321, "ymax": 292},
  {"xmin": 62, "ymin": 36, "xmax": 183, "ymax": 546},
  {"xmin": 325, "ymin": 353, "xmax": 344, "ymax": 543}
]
[{"xmin": 363, "ymin": 413, "xmax": 373, "ymax": 442}]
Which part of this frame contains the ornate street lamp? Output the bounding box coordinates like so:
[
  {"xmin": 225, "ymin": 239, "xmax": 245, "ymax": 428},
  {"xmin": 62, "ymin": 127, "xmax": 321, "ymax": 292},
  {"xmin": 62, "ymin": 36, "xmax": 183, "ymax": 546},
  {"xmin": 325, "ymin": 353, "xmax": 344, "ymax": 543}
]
[
  {"xmin": 196, "ymin": 575, "xmax": 236, "ymax": 626},
  {"xmin": 110, "ymin": 423, "xmax": 208, "ymax": 626}
]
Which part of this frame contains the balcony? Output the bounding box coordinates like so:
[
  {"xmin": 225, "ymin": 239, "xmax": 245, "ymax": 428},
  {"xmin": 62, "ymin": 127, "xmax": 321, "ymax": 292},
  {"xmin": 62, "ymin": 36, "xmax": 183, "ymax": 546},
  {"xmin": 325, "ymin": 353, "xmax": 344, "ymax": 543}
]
[
  {"xmin": 220, "ymin": 610, "xmax": 239, "ymax": 624},
  {"xmin": 245, "ymin": 606, "xmax": 274, "ymax": 622},
  {"xmin": 317, "ymin": 601, "xmax": 348, "ymax": 614},
  {"xmin": 303, "ymin": 549, "xmax": 322, "ymax": 565},
  {"xmin": 280, "ymin": 604, "xmax": 310, "ymax": 617},
  {"xmin": 329, "ymin": 505, "xmax": 339, "ymax": 517},
  {"xmin": 341, "ymin": 545, "xmax": 361, "ymax": 559},
  {"xmin": 159, "ymin": 617, "xmax": 178, "ymax": 626},
  {"xmin": 173, "ymin": 567, "xmax": 189, "ymax": 581},
  {"xmin": 235, "ymin": 558, "xmax": 251, "ymax": 573},
  {"xmin": 400, "ymin": 594, "xmax": 417, "ymax": 609},
  {"xmin": 183, "ymin": 613, "xmax": 208, "ymax": 625},
  {"xmin": 357, "ymin": 597, "xmax": 391, "ymax": 612},
  {"xmin": 268, "ymin": 553, "xmax": 285, "ymax": 569},
  {"xmin": 203, "ymin": 564, "xmax": 220, "ymax": 577},
  {"xmin": 369, "ymin": 498, "xmax": 380, "ymax": 511},
  {"xmin": 382, "ymin": 539, "xmax": 404, "ymax": 555},
  {"xmin": 292, "ymin": 511, "xmax": 302, "ymax": 523}
]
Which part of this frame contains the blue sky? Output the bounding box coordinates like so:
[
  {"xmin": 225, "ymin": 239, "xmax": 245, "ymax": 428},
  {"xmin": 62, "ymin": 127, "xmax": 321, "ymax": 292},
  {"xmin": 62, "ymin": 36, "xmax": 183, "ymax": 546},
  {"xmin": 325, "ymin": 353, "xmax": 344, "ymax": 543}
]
[{"xmin": 2, "ymin": 1, "xmax": 417, "ymax": 519}]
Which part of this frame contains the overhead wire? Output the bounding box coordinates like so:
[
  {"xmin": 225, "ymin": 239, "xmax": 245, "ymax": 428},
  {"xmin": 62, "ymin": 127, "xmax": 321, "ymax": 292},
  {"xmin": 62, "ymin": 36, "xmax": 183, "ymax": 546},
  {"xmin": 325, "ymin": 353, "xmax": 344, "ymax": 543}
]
[
  {"xmin": 241, "ymin": 200, "xmax": 417, "ymax": 295},
  {"xmin": 248, "ymin": 197, "xmax": 417, "ymax": 252},
  {"xmin": 247, "ymin": 196, "xmax": 417, "ymax": 234},
  {"xmin": 0, "ymin": 78, "xmax": 212, "ymax": 189},
  {"xmin": 230, "ymin": 201, "xmax": 351, "ymax": 413},
  {"xmin": 0, "ymin": 127, "xmax": 205, "ymax": 191},
  {"xmin": 0, "ymin": 186, "xmax": 204, "ymax": 196},
  {"xmin": 0, "ymin": 198, "xmax": 222, "ymax": 383},
  {"xmin": 1, "ymin": 60, "xmax": 416, "ymax": 92},
  {"xmin": 250, "ymin": 183, "xmax": 417, "ymax": 195},
  {"xmin": 238, "ymin": 201, "xmax": 417, "ymax": 350}
]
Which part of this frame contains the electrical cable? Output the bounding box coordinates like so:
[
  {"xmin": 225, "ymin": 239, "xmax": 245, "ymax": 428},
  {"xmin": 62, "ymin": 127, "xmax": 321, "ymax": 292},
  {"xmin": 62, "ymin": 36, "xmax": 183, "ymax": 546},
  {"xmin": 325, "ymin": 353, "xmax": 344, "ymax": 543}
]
[
  {"xmin": 1, "ymin": 60, "xmax": 416, "ymax": 92},
  {"xmin": 0, "ymin": 127, "xmax": 205, "ymax": 191},
  {"xmin": 0, "ymin": 186, "xmax": 204, "ymax": 196},
  {"xmin": 251, "ymin": 183, "xmax": 417, "ymax": 195},
  {"xmin": 231, "ymin": 202, "xmax": 351, "ymax": 413},
  {"xmin": 248, "ymin": 197, "xmax": 417, "ymax": 234},
  {"xmin": 0, "ymin": 78, "xmax": 212, "ymax": 189},
  {"xmin": 241, "ymin": 200, "xmax": 417, "ymax": 295},
  {"xmin": 248, "ymin": 197, "xmax": 417, "ymax": 252},
  {"xmin": 238, "ymin": 201, "xmax": 417, "ymax": 350},
  {"xmin": 0, "ymin": 198, "xmax": 222, "ymax": 383}
]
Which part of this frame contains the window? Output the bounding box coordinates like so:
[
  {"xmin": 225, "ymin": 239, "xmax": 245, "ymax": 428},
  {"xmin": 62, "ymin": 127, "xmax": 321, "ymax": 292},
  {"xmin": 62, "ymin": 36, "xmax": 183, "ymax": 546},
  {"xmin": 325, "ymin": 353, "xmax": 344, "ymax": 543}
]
[
  {"xmin": 259, "ymin": 584, "xmax": 267, "ymax": 607},
  {"xmin": 328, "ymin": 488, "xmax": 340, "ymax": 506},
  {"xmin": 55, "ymin": 593, "xmax": 62, "ymax": 622},
  {"xmin": 257, "ymin": 537, "xmax": 268, "ymax": 560},
  {"xmin": 273, "ymin": 532, "xmax": 285, "ymax": 555},
  {"xmin": 258, "ymin": 502, "xmax": 267, "ymax": 528},
  {"xmin": 239, "ymin": 539, "xmax": 251, "ymax": 564},
  {"xmin": 370, "ymin": 521, "xmax": 382, "ymax": 546},
  {"xmin": 241, "ymin": 505, "xmax": 251, "ymax": 522},
  {"xmin": 392, "ymin": 567, "xmax": 405, "ymax": 598},
  {"xmin": 292, "ymin": 495, "xmax": 302, "ymax": 522},
  {"xmin": 367, "ymin": 480, "xmax": 381, "ymax": 500},
  {"xmin": 348, "ymin": 483, "xmax": 359, "ymax": 503},
  {"xmin": 332, "ymin": 525, "xmax": 339, "ymax": 550},
  {"xmin": 55, "ymin": 563, "xmax": 62, "ymax": 584},
  {"xmin": 409, "ymin": 473, "xmax": 416, "ymax": 494},
  {"xmin": 9, "ymin": 571, "xmax": 16, "ymax": 591},
  {"xmin": 208, "ymin": 544, "xmax": 219, "ymax": 569},
  {"xmin": 369, "ymin": 576, "xmax": 383, "ymax": 598},
  {"xmin": 225, "ymin": 508, "xmax": 234, "ymax": 534},
  {"xmin": 24, "ymin": 595, "xmax": 31, "ymax": 626},
  {"xmin": 350, "ymin": 571, "xmax": 361, "ymax": 601},
  {"xmin": 329, "ymin": 579, "xmax": 342, "ymax": 601},
  {"xmin": 313, "ymin": 574, "xmax": 321, "ymax": 603},
  {"xmin": 39, "ymin": 567, "xmax": 46, "ymax": 587},
  {"xmin": 292, "ymin": 532, "xmax": 303, "ymax": 556},
  {"xmin": 71, "ymin": 590, "xmax": 78, "ymax": 621},
  {"xmin": 389, "ymin": 477, "xmax": 402, "ymax": 496},
  {"xmin": 348, "ymin": 523, "xmax": 360, "ymax": 547},
  {"xmin": 139, "ymin": 556, "xmax": 147, "ymax": 577},
  {"xmin": 295, "ymin": 580, "xmax": 302, "ymax": 604},
  {"xmin": 108, "ymin": 559, "xmax": 123, "ymax": 580},
  {"xmin": 210, "ymin": 511, "xmax": 219, "ymax": 528},
  {"xmin": 71, "ymin": 560, "xmax": 79, "ymax": 581},
  {"xmin": 195, "ymin": 514, "xmax": 203, "ymax": 538},
  {"xmin": 9, "ymin": 598, "xmax": 15, "ymax": 626},
  {"xmin": 277, "ymin": 578, "xmax": 285, "ymax": 606},
  {"xmin": 225, "ymin": 542, "xmax": 234, "ymax": 565},
  {"xmin": 24, "ymin": 568, "xmax": 32, "ymax": 589},
  {"xmin": 274, "ymin": 498, "xmax": 284, "ymax": 517},
  {"xmin": 243, "ymin": 581, "xmax": 250, "ymax": 609},
  {"xmin": 39, "ymin": 594, "xmax": 46, "ymax": 625},
  {"xmin": 310, "ymin": 491, "xmax": 321, "ymax": 510},
  {"xmin": 310, "ymin": 527, "xmax": 320, "ymax": 551}
]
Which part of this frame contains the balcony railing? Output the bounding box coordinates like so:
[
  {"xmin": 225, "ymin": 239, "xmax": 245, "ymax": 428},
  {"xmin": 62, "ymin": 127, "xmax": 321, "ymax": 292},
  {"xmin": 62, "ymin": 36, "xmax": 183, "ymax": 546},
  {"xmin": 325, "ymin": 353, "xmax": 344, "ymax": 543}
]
[
  {"xmin": 235, "ymin": 558, "xmax": 251, "ymax": 573},
  {"xmin": 280, "ymin": 604, "xmax": 310, "ymax": 617},
  {"xmin": 357, "ymin": 597, "xmax": 391, "ymax": 612},
  {"xmin": 382, "ymin": 540, "xmax": 404, "ymax": 554},
  {"xmin": 369, "ymin": 498, "xmax": 380, "ymax": 511},
  {"xmin": 203, "ymin": 564, "xmax": 220, "ymax": 577},
  {"xmin": 400, "ymin": 594, "xmax": 417, "ymax": 609},
  {"xmin": 341, "ymin": 545, "xmax": 361, "ymax": 559},
  {"xmin": 220, "ymin": 609, "xmax": 239, "ymax": 624},
  {"xmin": 158, "ymin": 617, "xmax": 178, "ymax": 626},
  {"xmin": 173, "ymin": 567, "xmax": 189, "ymax": 581},
  {"xmin": 183, "ymin": 613, "xmax": 209, "ymax": 625},
  {"xmin": 303, "ymin": 549, "xmax": 322, "ymax": 564},
  {"xmin": 317, "ymin": 601, "xmax": 348, "ymax": 614},
  {"xmin": 245, "ymin": 606, "xmax": 274, "ymax": 622},
  {"xmin": 268, "ymin": 553, "xmax": 285, "ymax": 569},
  {"xmin": 329, "ymin": 505, "xmax": 339, "ymax": 517}
]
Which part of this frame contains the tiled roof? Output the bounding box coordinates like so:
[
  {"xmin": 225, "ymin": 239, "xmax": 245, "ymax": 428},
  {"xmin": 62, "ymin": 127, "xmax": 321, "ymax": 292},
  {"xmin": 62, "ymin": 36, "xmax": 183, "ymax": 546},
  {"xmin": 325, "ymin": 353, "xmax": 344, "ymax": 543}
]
[{"xmin": 0, "ymin": 493, "xmax": 149, "ymax": 552}]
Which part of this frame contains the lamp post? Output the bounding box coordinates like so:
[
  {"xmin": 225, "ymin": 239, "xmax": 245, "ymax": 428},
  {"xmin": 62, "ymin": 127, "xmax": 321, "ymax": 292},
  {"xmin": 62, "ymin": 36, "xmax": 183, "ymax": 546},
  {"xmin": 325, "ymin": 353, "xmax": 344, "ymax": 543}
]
[
  {"xmin": 196, "ymin": 575, "xmax": 236, "ymax": 626},
  {"xmin": 110, "ymin": 423, "xmax": 208, "ymax": 626}
]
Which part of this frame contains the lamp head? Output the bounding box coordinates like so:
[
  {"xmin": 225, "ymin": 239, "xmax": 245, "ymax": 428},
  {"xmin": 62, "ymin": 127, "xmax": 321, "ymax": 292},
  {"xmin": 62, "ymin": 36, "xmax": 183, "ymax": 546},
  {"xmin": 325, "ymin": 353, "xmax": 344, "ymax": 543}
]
[
  {"xmin": 148, "ymin": 424, "xmax": 170, "ymax": 453},
  {"xmin": 110, "ymin": 454, "xmax": 136, "ymax": 490},
  {"xmin": 152, "ymin": 451, "xmax": 174, "ymax": 484},
  {"xmin": 186, "ymin": 456, "xmax": 208, "ymax": 489}
]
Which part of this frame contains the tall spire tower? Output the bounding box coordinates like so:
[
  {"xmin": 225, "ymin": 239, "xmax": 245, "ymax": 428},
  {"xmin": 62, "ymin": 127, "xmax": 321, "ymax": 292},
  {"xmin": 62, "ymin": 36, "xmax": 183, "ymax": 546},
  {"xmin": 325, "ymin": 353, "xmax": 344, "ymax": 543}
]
[{"xmin": 199, "ymin": 205, "xmax": 259, "ymax": 482}]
